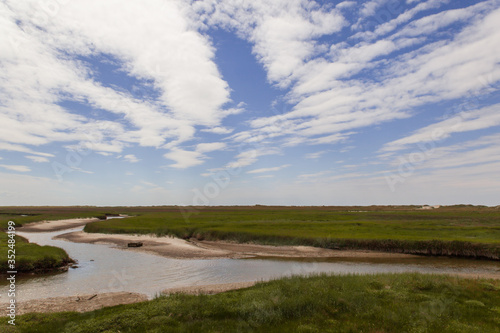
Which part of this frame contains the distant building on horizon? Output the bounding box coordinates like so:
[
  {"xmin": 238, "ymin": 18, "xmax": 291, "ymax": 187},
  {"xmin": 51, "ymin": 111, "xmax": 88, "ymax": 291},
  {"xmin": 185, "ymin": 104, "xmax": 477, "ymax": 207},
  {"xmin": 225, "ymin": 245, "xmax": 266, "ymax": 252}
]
[{"xmin": 420, "ymin": 205, "xmax": 441, "ymax": 210}]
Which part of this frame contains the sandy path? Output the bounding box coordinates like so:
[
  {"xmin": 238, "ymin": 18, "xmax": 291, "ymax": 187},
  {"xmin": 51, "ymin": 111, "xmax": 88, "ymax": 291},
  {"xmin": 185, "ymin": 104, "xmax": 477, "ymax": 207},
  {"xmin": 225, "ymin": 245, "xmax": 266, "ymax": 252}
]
[
  {"xmin": 0, "ymin": 292, "xmax": 148, "ymax": 316},
  {"xmin": 55, "ymin": 230, "xmax": 418, "ymax": 260},
  {"xmin": 19, "ymin": 218, "xmax": 101, "ymax": 232}
]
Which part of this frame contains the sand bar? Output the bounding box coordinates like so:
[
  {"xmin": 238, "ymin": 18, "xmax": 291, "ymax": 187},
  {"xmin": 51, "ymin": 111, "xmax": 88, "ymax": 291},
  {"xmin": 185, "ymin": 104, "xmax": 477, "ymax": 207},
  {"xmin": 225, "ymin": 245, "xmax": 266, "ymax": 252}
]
[
  {"xmin": 19, "ymin": 218, "xmax": 101, "ymax": 232},
  {"xmin": 55, "ymin": 230, "xmax": 419, "ymax": 260}
]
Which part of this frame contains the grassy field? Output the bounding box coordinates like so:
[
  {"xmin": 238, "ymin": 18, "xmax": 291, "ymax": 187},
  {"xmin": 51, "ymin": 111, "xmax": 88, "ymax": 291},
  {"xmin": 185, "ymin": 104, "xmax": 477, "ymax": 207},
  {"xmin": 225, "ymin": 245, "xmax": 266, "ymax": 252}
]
[
  {"xmin": 83, "ymin": 206, "xmax": 500, "ymax": 260},
  {"xmin": 2, "ymin": 273, "xmax": 500, "ymax": 332}
]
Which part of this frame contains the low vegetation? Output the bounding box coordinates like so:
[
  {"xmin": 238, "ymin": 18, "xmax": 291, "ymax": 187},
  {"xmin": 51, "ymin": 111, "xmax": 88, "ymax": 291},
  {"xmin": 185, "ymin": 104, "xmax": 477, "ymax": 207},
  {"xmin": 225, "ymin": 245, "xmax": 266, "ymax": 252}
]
[
  {"xmin": 0, "ymin": 207, "xmax": 117, "ymax": 229},
  {"xmin": 83, "ymin": 206, "xmax": 500, "ymax": 260},
  {"xmin": 2, "ymin": 273, "xmax": 500, "ymax": 332},
  {"xmin": 0, "ymin": 233, "xmax": 72, "ymax": 273}
]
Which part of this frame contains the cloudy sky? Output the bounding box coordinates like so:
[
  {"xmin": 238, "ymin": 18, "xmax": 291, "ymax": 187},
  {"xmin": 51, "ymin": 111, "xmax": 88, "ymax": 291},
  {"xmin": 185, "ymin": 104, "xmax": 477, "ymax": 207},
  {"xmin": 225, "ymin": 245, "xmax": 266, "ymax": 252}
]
[{"xmin": 1, "ymin": 0, "xmax": 499, "ymax": 206}]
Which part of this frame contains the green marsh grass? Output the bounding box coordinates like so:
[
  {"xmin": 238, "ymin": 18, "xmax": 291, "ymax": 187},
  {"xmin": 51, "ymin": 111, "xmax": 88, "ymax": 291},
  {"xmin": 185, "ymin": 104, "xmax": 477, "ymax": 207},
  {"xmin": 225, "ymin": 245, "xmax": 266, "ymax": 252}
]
[
  {"xmin": 2, "ymin": 273, "xmax": 500, "ymax": 332},
  {"xmin": 0, "ymin": 233, "xmax": 72, "ymax": 273},
  {"xmin": 83, "ymin": 206, "xmax": 500, "ymax": 260}
]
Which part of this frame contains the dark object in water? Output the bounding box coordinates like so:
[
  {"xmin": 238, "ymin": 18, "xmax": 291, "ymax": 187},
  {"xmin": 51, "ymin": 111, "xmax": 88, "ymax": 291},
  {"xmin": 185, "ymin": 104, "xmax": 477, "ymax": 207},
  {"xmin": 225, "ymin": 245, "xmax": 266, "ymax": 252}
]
[{"xmin": 127, "ymin": 242, "xmax": 143, "ymax": 247}]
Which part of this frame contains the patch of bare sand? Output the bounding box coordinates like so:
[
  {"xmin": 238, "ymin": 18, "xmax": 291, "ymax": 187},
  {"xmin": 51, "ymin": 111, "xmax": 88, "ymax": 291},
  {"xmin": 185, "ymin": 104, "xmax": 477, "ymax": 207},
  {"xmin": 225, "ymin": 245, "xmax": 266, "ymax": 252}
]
[
  {"xmin": 193, "ymin": 240, "xmax": 417, "ymax": 259},
  {"xmin": 55, "ymin": 230, "xmax": 418, "ymax": 260},
  {"xmin": 451, "ymin": 272, "xmax": 500, "ymax": 280},
  {"xmin": 19, "ymin": 218, "xmax": 101, "ymax": 232},
  {"xmin": 162, "ymin": 281, "xmax": 257, "ymax": 295},
  {"xmin": 0, "ymin": 292, "xmax": 148, "ymax": 316}
]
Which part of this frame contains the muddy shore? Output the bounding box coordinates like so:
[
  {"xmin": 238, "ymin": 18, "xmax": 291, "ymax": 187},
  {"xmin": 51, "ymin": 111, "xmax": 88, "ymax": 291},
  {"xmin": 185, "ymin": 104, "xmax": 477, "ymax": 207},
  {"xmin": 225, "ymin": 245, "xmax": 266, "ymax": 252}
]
[{"xmin": 1, "ymin": 292, "xmax": 148, "ymax": 316}]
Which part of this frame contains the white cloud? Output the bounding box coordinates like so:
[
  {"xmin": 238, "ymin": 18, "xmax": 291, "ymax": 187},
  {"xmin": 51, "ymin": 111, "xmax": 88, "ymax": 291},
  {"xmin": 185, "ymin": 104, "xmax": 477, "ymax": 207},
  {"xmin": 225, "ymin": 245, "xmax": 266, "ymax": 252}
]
[
  {"xmin": 0, "ymin": 164, "xmax": 31, "ymax": 172},
  {"xmin": 226, "ymin": 148, "xmax": 280, "ymax": 169},
  {"xmin": 196, "ymin": 142, "xmax": 226, "ymax": 153},
  {"xmin": 1, "ymin": 1, "xmax": 499, "ymax": 206},
  {"xmin": 247, "ymin": 164, "xmax": 290, "ymax": 174},
  {"xmin": 164, "ymin": 148, "xmax": 205, "ymax": 169},
  {"xmin": 353, "ymin": 0, "xmax": 450, "ymax": 40},
  {"xmin": 239, "ymin": 4, "xmax": 500, "ymax": 148},
  {"xmin": 51, "ymin": 0, "xmax": 230, "ymax": 125},
  {"xmin": 4, "ymin": 1, "xmax": 497, "ymax": 166},
  {"xmin": 0, "ymin": 0, "xmax": 234, "ymax": 162},
  {"xmin": 25, "ymin": 155, "xmax": 49, "ymax": 163},
  {"xmin": 196, "ymin": 0, "xmax": 345, "ymax": 86},
  {"xmin": 378, "ymin": 134, "xmax": 500, "ymax": 199},
  {"xmin": 70, "ymin": 166, "xmax": 94, "ymax": 174},
  {"xmin": 305, "ymin": 151, "xmax": 327, "ymax": 159},
  {"xmin": 201, "ymin": 127, "xmax": 234, "ymax": 135},
  {"xmin": 253, "ymin": 175, "xmax": 275, "ymax": 179},
  {"xmin": 0, "ymin": 143, "xmax": 54, "ymax": 157},
  {"xmin": 374, "ymin": 133, "xmax": 500, "ymax": 198},
  {"xmin": 382, "ymin": 103, "xmax": 500, "ymax": 152},
  {"xmin": 359, "ymin": 0, "xmax": 391, "ymax": 19},
  {"xmin": 226, "ymin": 150, "xmax": 260, "ymax": 169},
  {"xmin": 390, "ymin": 133, "xmax": 500, "ymax": 171},
  {"xmin": 123, "ymin": 154, "xmax": 140, "ymax": 163},
  {"xmin": 163, "ymin": 142, "xmax": 226, "ymax": 169},
  {"xmin": 336, "ymin": 1, "xmax": 356, "ymax": 10},
  {"xmin": 394, "ymin": 1, "xmax": 494, "ymax": 38}
]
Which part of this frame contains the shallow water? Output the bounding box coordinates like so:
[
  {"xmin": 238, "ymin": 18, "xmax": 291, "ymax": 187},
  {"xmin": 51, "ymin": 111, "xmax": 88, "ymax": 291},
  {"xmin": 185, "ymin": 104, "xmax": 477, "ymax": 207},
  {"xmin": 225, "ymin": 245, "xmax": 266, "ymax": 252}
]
[{"xmin": 1, "ymin": 227, "xmax": 499, "ymax": 301}]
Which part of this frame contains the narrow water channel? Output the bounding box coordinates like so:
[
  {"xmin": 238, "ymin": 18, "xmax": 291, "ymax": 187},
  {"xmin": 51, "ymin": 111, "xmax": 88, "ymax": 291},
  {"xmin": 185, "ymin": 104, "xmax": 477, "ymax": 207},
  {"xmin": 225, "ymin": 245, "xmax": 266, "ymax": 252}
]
[{"xmin": 1, "ymin": 227, "xmax": 499, "ymax": 301}]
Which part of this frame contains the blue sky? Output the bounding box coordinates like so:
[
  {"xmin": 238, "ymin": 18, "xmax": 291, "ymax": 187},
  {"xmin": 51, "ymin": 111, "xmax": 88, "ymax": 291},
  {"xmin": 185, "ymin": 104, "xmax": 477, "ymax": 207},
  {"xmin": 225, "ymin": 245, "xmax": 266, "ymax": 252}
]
[{"xmin": 1, "ymin": 0, "xmax": 500, "ymax": 206}]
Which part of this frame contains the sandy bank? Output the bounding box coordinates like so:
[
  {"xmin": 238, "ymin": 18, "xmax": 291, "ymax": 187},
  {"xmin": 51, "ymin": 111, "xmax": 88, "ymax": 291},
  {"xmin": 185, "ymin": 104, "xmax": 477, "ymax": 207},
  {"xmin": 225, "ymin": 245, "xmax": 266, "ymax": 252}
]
[
  {"xmin": 0, "ymin": 284, "xmax": 255, "ymax": 316},
  {"xmin": 19, "ymin": 218, "xmax": 101, "ymax": 232},
  {"xmin": 162, "ymin": 281, "xmax": 257, "ymax": 295},
  {"xmin": 55, "ymin": 231, "xmax": 232, "ymax": 259},
  {"xmin": 0, "ymin": 292, "xmax": 147, "ymax": 316},
  {"xmin": 55, "ymin": 230, "xmax": 419, "ymax": 260}
]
